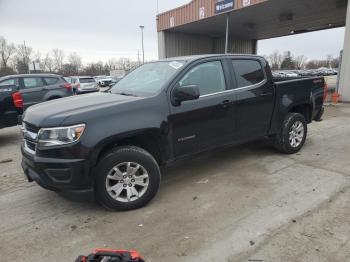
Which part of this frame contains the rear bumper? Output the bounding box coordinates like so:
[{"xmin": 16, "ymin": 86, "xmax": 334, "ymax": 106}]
[
  {"xmin": 0, "ymin": 111, "xmax": 20, "ymax": 129},
  {"xmin": 21, "ymin": 147, "xmax": 94, "ymax": 191},
  {"xmin": 314, "ymin": 106, "xmax": 324, "ymax": 122}
]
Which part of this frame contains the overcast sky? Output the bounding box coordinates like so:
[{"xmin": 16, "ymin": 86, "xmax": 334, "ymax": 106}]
[{"xmin": 0, "ymin": 0, "xmax": 345, "ymax": 63}]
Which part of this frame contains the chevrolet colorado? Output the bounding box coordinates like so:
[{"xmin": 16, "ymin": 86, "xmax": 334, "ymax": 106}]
[{"xmin": 21, "ymin": 55, "xmax": 325, "ymax": 210}]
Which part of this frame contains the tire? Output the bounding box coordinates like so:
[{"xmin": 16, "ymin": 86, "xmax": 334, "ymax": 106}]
[
  {"xmin": 95, "ymin": 146, "xmax": 161, "ymax": 211},
  {"xmin": 274, "ymin": 113, "xmax": 307, "ymax": 154}
]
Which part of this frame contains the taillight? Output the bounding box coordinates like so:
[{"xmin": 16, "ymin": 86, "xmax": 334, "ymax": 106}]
[
  {"xmin": 323, "ymin": 82, "xmax": 328, "ymax": 102},
  {"xmin": 64, "ymin": 83, "xmax": 72, "ymax": 91},
  {"xmin": 12, "ymin": 91, "xmax": 23, "ymax": 109}
]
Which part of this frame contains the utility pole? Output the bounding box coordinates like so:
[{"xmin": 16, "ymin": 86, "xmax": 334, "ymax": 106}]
[
  {"xmin": 23, "ymin": 40, "xmax": 30, "ymax": 74},
  {"xmin": 139, "ymin": 26, "xmax": 145, "ymax": 64},
  {"xmin": 137, "ymin": 50, "xmax": 140, "ymax": 66}
]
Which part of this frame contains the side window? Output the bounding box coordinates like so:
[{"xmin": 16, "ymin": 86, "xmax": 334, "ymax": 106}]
[
  {"xmin": 44, "ymin": 77, "xmax": 59, "ymax": 85},
  {"xmin": 22, "ymin": 77, "xmax": 44, "ymax": 89},
  {"xmin": 232, "ymin": 60, "xmax": 265, "ymax": 88},
  {"xmin": 179, "ymin": 61, "xmax": 226, "ymax": 96},
  {"xmin": 0, "ymin": 78, "xmax": 19, "ymax": 86}
]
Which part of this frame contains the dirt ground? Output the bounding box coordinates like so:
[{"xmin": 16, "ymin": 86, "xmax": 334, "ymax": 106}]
[{"xmin": 0, "ymin": 104, "xmax": 349, "ymax": 262}]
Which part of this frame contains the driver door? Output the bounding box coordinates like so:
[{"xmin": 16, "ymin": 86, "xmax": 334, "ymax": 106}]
[{"xmin": 168, "ymin": 59, "xmax": 236, "ymax": 158}]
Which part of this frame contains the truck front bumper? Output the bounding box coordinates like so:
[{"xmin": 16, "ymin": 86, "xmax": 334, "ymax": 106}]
[{"xmin": 21, "ymin": 147, "xmax": 93, "ymax": 191}]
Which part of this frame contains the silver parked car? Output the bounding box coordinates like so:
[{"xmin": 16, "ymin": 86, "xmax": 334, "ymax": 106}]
[{"xmin": 70, "ymin": 76, "xmax": 99, "ymax": 94}]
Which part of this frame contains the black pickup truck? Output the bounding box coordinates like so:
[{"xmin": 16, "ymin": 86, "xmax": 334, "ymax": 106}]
[{"xmin": 21, "ymin": 55, "xmax": 325, "ymax": 211}]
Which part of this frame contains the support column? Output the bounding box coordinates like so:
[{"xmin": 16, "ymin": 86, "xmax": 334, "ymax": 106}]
[
  {"xmin": 225, "ymin": 14, "xmax": 229, "ymax": 54},
  {"xmin": 157, "ymin": 31, "xmax": 166, "ymax": 59},
  {"xmin": 339, "ymin": 1, "xmax": 350, "ymax": 102}
]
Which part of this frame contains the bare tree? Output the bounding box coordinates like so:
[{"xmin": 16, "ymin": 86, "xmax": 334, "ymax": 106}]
[
  {"xmin": 330, "ymin": 57, "xmax": 339, "ymax": 69},
  {"xmin": 106, "ymin": 58, "xmax": 118, "ymax": 71},
  {"xmin": 33, "ymin": 50, "xmax": 41, "ymax": 62},
  {"xmin": 268, "ymin": 51, "xmax": 283, "ymax": 70},
  {"xmin": 68, "ymin": 52, "xmax": 82, "ymax": 74},
  {"xmin": 326, "ymin": 55, "xmax": 333, "ymax": 68},
  {"xmin": 294, "ymin": 55, "xmax": 307, "ymax": 70},
  {"xmin": 43, "ymin": 52, "xmax": 54, "ymax": 72},
  {"xmin": 0, "ymin": 36, "xmax": 16, "ymax": 68},
  {"xmin": 52, "ymin": 48, "xmax": 65, "ymax": 72},
  {"xmin": 15, "ymin": 43, "xmax": 33, "ymax": 73}
]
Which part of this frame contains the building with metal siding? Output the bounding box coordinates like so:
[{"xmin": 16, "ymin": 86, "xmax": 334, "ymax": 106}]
[
  {"xmin": 157, "ymin": 31, "xmax": 256, "ymax": 58},
  {"xmin": 157, "ymin": 0, "xmax": 262, "ymax": 58},
  {"xmin": 157, "ymin": 0, "xmax": 350, "ymax": 101}
]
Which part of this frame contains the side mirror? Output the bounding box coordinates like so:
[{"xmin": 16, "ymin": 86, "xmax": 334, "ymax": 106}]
[{"xmin": 173, "ymin": 84, "xmax": 200, "ymax": 105}]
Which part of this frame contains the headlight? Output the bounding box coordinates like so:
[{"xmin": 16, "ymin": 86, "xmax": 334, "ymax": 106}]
[{"xmin": 37, "ymin": 124, "xmax": 85, "ymax": 147}]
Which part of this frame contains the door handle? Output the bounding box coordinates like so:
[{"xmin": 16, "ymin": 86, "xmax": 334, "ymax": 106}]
[{"xmin": 221, "ymin": 100, "xmax": 232, "ymax": 108}]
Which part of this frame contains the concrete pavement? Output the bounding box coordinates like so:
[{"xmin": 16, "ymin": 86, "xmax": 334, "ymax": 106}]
[{"xmin": 0, "ymin": 104, "xmax": 349, "ymax": 261}]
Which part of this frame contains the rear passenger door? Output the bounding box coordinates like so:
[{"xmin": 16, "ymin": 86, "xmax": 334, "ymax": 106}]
[
  {"xmin": 231, "ymin": 59, "xmax": 274, "ymax": 140},
  {"xmin": 19, "ymin": 77, "xmax": 46, "ymax": 110}
]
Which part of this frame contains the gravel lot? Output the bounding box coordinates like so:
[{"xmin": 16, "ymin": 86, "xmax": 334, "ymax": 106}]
[{"xmin": 0, "ymin": 104, "xmax": 350, "ymax": 261}]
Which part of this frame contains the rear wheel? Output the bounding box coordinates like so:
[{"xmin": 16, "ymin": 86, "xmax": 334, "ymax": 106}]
[
  {"xmin": 274, "ymin": 113, "xmax": 307, "ymax": 154},
  {"xmin": 95, "ymin": 146, "xmax": 161, "ymax": 211}
]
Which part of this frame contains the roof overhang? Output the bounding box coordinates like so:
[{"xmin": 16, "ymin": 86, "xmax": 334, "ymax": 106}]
[{"xmin": 163, "ymin": 0, "xmax": 347, "ymax": 40}]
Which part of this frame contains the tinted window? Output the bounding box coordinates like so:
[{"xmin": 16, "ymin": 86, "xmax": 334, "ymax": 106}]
[
  {"xmin": 79, "ymin": 78, "xmax": 95, "ymax": 83},
  {"xmin": 179, "ymin": 61, "xmax": 226, "ymax": 96},
  {"xmin": 232, "ymin": 60, "xmax": 265, "ymax": 88},
  {"xmin": 44, "ymin": 77, "xmax": 59, "ymax": 85},
  {"xmin": 0, "ymin": 78, "xmax": 19, "ymax": 86},
  {"xmin": 23, "ymin": 77, "xmax": 44, "ymax": 89}
]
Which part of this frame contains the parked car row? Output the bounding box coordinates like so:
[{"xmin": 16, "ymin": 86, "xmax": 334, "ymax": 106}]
[
  {"xmin": 0, "ymin": 72, "xmax": 122, "ymax": 130},
  {"xmin": 93, "ymin": 75, "xmax": 122, "ymax": 87},
  {"xmin": 273, "ymin": 68, "xmax": 338, "ymax": 78},
  {"xmin": 66, "ymin": 76, "xmax": 100, "ymax": 94},
  {"xmin": 0, "ymin": 74, "xmax": 73, "ymax": 130}
]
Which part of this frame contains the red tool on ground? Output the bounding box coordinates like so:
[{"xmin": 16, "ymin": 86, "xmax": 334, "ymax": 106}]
[{"xmin": 75, "ymin": 249, "xmax": 145, "ymax": 262}]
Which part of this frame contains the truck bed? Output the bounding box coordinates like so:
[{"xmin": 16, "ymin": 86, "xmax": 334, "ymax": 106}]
[
  {"xmin": 269, "ymin": 77, "xmax": 325, "ymax": 134},
  {"xmin": 0, "ymin": 85, "xmax": 22, "ymax": 129}
]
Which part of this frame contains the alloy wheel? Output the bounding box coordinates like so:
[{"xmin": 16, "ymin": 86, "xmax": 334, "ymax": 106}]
[{"xmin": 105, "ymin": 162, "xmax": 149, "ymax": 203}]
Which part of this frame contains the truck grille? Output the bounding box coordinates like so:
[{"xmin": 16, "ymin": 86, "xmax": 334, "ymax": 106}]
[
  {"xmin": 24, "ymin": 122, "xmax": 40, "ymax": 133},
  {"xmin": 22, "ymin": 122, "xmax": 40, "ymax": 154},
  {"xmin": 25, "ymin": 140, "xmax": 36, "ymax": 152}
]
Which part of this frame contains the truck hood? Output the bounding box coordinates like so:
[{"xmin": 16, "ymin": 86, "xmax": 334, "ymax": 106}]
[{"xmin": 23, "ymin": 92, "xmax": 142, "ymax": 127}]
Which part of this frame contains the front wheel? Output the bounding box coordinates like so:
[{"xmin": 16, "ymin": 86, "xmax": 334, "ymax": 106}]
[
  {"xmin": 274, "ymin": 113, "xmax": 308, "ymax": 154},
  {"xmin": 95, "ymin": 146, "xmax": 161, "ymax": 211}
]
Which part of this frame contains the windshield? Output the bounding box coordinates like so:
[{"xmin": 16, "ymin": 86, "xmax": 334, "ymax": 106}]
[{"xmin": 110, "ymin": 61, "xmax": 186, "ymax": 96}]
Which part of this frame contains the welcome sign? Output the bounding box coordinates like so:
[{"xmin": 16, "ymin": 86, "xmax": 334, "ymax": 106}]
[{"xmin": 215, "ymin": 0, "xmax": 235, "ymax": 14}]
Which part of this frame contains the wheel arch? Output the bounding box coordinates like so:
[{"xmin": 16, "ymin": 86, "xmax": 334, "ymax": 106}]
[
  {"xmin": 92, "ymin": 128, "xmax": 166, "ymax": 168},
  {"xmin": 287, "ymin": 102, "xmax": 313, "ymax": 123}
]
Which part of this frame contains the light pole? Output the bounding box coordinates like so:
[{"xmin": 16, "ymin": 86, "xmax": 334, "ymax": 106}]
[{"xmin": 139, "ymin": 26, "xmax": 145, "ymax": 64}]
